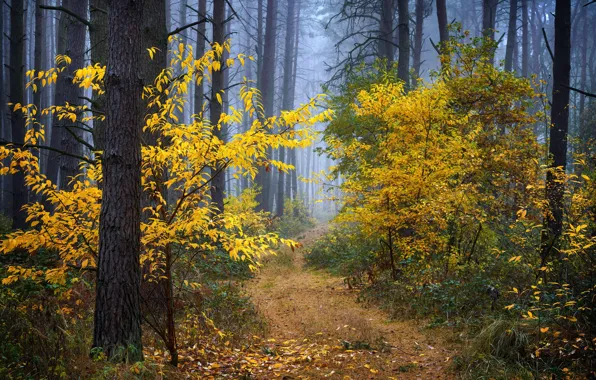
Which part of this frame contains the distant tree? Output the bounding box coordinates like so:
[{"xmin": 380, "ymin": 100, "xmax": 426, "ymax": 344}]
[
  {"xmin": 397, "ymin": 0, "xmax": 410, "ymax": 87},
  {"xmin": 504, "ymin": 0, "xmax": 518, "ymax": 71}
]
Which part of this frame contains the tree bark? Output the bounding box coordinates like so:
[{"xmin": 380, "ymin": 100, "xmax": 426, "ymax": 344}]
[
  {"xmin": 210, "ymin": 0, "xmax": 226, "ymax": 213},
  {"xmin": 521, "ymin": 0, "xmax": 528, "ymax": 76},
  {"xmin": 194, "ymin": 0, "xmax": 207, "ymax": 117},
  {"xmin": 413, "ymin": 0, "xmax": 424, "ymax": 78},
  {"xmin": 255, "ymin": 0, "xmax": 278, "ymax": 212},
  {"xmin": 90, "ymin": 0, "xmax": 108, "ymax": 152},
  {"xmin": 436, "ymin": 0, "xmax": 448, "ymax": 45},
  {"xmin": 397, "ymin": 0, "xmax": 410, "ymax": 88},
  {"xmin": 276, "ymin": 0, "xmax": 296, "ymax": 217},
  {"xmin": 93, "ymin": 0, "xmax": 144, "ymax": 362},
  {"xmin": 59, "ymin": 0, "xmax": 88, "ymax": 191},
  {"xmin": 379, "ymin": 0, "xmax": 393, "ymax": 63},
  {"xmin": 541, "ymin": 0, "xmax": 571, "ymax": 267},
  {"xmin": 9, "ymin": 0, "xmax": 27, "ymax": 229},
  {"xmin": 504, "ymin": 0, "xmax": 517, "ymax": 71},
  {"xmin": 33, "ymin": 0, "xmax": 44, "ymax": 165}
]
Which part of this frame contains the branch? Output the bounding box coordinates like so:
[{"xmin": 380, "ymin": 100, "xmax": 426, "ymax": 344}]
[
  {"xmin": 0, "ymin": 139, "xmax": 96, "ymax": 164},
  {"xmin": 564, "ymin": 85, "xmax": 596, "ymax": 98},
  {"xmin": 542, "ymin": 27, "xmax": 554, "ymax": 61},
  {"xmin": 585, "ymin": 0, "xmax": 596, "ymax": 6},
  {"xmin": 39, "ymin": 5, "xmax": 90, "ymax": 27},
  {"xmin": 168, "ymin": 18, "xmax": 207, "ymax": 37}
]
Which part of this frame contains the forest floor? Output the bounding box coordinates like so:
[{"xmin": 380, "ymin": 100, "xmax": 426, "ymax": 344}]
[{"xmin": 239, "ymin": 224, "xmax": 459, "ymax": 379}]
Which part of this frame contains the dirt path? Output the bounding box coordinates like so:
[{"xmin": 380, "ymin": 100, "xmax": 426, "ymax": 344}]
[{"xmin": 245, "ymin": 224, "xmax": 459, "ymax": 379}]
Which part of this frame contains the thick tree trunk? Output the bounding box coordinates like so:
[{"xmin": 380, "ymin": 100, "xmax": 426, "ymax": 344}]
[
  {"xmin": 93, "ymin": 0, "xmax": 144, "ymax": 362},
  {"xmin": 90, "ymin": 0, "xmax": 108, "ymax": 152},
  {"xmin": 413, "ymin": 0, "xmax": 424, "ymax": 78},
  {"xmin": 210, "ymin": 0, "xmax": 226, "ymax": 213},
  {"xmin": 504, "ymin": 0, "xmax": 517, "ymax": 71},
  {"xmin": 9, "ymin": 0, "xmax": 27, "ymax": 229},
  {"xmin": 397, "ymin": 0, "xmax": 409, "ymax": 88},
  {"xmin": 541, "ymin": 0, "xmax": 571, "ymax": 267},
  {"xmin": 255, "ymin": 0, "xmax": 278, "ymax": 212},
  {"xmin": 482, "ymin": 0, "xmax": 498, "ymax": 40},
  {"xmin": 276, "ymin": 0, "xmax": 296, "ymax": 217}
]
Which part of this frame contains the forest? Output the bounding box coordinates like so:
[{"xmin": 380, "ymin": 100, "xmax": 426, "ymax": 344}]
[{"xmin": 0, "ymin": 0, "xmax": 594, "ymax": 378}]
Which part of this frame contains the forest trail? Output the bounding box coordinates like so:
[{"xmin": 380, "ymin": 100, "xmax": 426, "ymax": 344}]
[{"xmin": 243, "ymin": 224, "xmax": 459, "ymax": 379}]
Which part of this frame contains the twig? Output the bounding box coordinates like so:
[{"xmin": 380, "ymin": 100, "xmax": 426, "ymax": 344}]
[
  {"xmin": 542, "ymin": 27, "xmax": 554, "ymax": 61},
  {"xmin": 39, "ymin": 5, "xmax": 90, "ymax": 26}
]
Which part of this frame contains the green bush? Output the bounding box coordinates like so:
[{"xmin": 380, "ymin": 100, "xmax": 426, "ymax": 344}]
[{"xmin": 274, "ymin": 197, "xmax": 316, "ymax": 238}]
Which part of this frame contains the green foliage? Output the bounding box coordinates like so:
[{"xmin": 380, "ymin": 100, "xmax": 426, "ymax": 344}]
[
  {"xmin": 305, "ymin": 225, "xmax": 377, "ymax": 281},
  {"xmin": 274, "ymin": 198, "xmax": 316, "ymax": 238}
]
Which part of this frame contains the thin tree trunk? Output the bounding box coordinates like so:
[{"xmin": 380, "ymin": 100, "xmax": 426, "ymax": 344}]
[
  {"xmin": 210, "ymin": 0, "xmax": 226, "ymax": 213},
  {"xmin": 90, "ymin": 0, "xmax": 108, "ymax": 152},
  {"xmin": 194, "ymin": 0, "xmax": 207, "ymax": 117},
  {"xmin": 521, "ymin": 0, "xmax": 529, "ymax": 76},
  {"xmin": 413, "ymin": 0, "xmax": 424, "ymax": 78},
  {"xmin": 436, "ymin": 0, "xmax": 448, "ymax": 45},
  {"xmin": 541, "ymin": 0, "xmax": 571, "ymax": 267},
  {"xmin": 482, "ymin": 0, "xmax": 498, "ymax": 64},
  {"xmin": 9, "ymin": 0, "xmax": 27, "ymax": 228},
  {"xmin": 58, "ymin": 0, "xmax": 88, "ymax": 191},
  {"xmin": 276, "ymin": 0, "xmax": 296, "ymax": 217},
  {"xmin": 33, "ymin": 0, "xmax": 43, "ymax": 166},
  {"xmin": 0, "ymin": 0, "xmax": 5, "ymax": 214},
  {"xmin": 379, "ymin": 0, "xmax": 393, "ymax": 63},
  {"xmin": 504, "ymin": 0, "xmax": 517, "ymax": 71},
  {"xmin": 290, "ymin": 1, "xmax": 300, "ymax": 205},
  {"xmin": 93, "ymin": 0, "xmax": 144, "ymax": 362},
  {"xmin": 397, "ymin": 0, "xmax": 410, "ymax": 88},
  {"xmin": 255, "ymin": 0, "xmax": 278, "ymax": 212}
]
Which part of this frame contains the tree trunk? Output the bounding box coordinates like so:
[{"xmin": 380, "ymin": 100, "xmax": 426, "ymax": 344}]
[
  {"xmin": 413, "ymin": 0, "xmax": 424, "ymax": 79},
  {"xmin": 90, "ymin": 0, "xmax": 108, "ymax": 152},
  {"xmin": 379, "ymin": 0, "xmax": 393, "ymax": 63},
  {"xmin": 46, "ymin": 7, "xmax": 68, "ymax": 186},
  {"xmin": 504, "ymin": 0, "xmax": 517, "ymax": 71},
  {"xmin": 397, "ymin": 0, "xmax": 410, "ymax": 88},
  {"xmin": 33, "ymin": 0, "xmax": 43, "ymax": 166},
  {"xmin": 482, "ymin": 0, "xmax": 498, "ymax": 64},
  {"xmin": 521, "ymin": 0, "xmax": 528, "ymax": 76},
  {"xmin": 540, "ymin": 0, "xmax": 571, "ymax": 267},
  {"xmin": 436, "ymin": 0, "xmax": 448, "ymax": 45},
  {"xmin": 9, "ymin": 0, "xmax": 27, "ymax": 229},
  {"xmin": 255, "ymin": 0, "xmax": 277, "ymax": 212},
  {"xmin": 0, "ymin": 0, "xmax": 5, "ymax": 215},
  {"xmin": 93, "ymin": 0, "xmax": 144, "ymax": 362},
  {"xmin": 194, "ymin": 0, "xmax": 207, "ymax": 117},
  {"xmin": 210, "ymin": 0, "xmax": 226, "ymax": 213},
  {"xmin": 276, "ymin": 0, "xmax": 296, "ymax": 217}
]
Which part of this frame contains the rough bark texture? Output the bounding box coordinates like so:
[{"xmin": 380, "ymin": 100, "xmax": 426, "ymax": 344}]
[
  {"xmin": 276, "ymin": 0, "xmax": 296, "ymax": 217},
  {"xmin": 504, "ymin": 0, "xmax": 517, "ymax": 71},
  {"xmin": 58, "ymin": 0, "xmax": 88, "ymax": 191},
  {"xmin": 541, "ymin": 0, "xmax": 571, "ymax": 266},
  {"xmin": 397, "ymin": 0, "xmax": 409, "ymax": 88},
  {"xmin": 93, "ymin": 0, "xmax": 144, "ymax": 362},
  {"xmin": 436, "ymin": 0, "xmax": 448, "ymax": 45},
  {"xmin": 9, "ymin": 0, "xmax": 27, "ymax": 229},
  {"xmin": 90, "ymin": 0, "xmax": 108, "ymax": 152},
  {"xmin": 255, "ymin": 0, "xmax": 278, "ymax": 212},
  {"xmin": 210, "ymin": 0, "xmax": 226, "ymax": 213}
]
